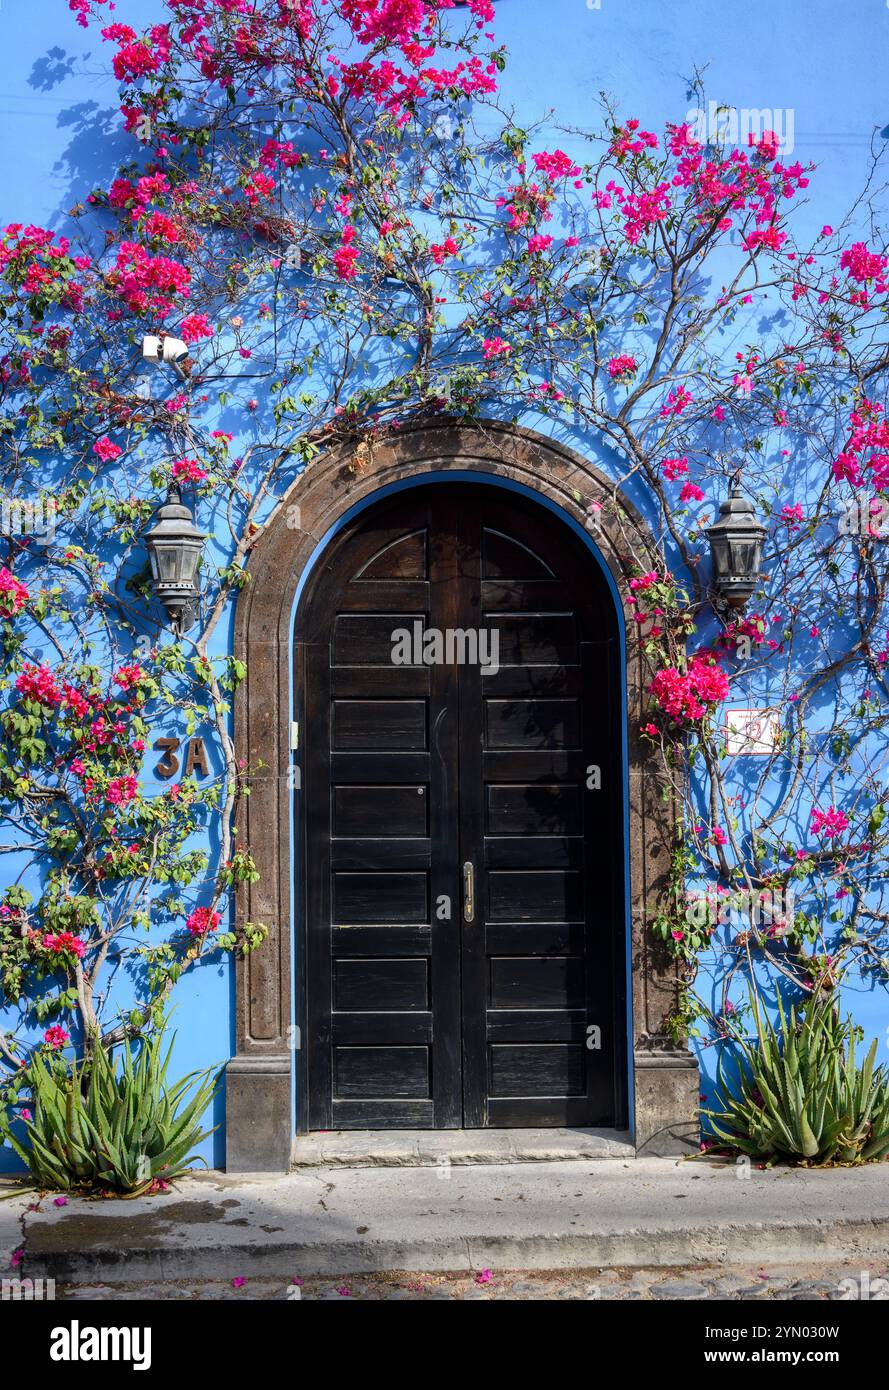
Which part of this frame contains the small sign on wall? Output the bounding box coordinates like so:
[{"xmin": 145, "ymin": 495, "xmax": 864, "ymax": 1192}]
[{"xmin": 724, "ymin": 708, "xmax": 780, "ymax": 756}]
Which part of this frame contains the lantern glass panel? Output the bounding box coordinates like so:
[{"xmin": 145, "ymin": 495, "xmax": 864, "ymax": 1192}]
[
  {"xmin": 179, "ymin": 544, "xmax": 201, "ymax": 587},
  {"xmin": 731, "ymin": 537, "xmax": 755, "ymax": 575},
  {"xmin": 711, "ymin": 537, "xmax": 729, "ymax": 576},
  {"xmin": 156, "ymin": 545, "xmax": 182, "ymax": 583}
]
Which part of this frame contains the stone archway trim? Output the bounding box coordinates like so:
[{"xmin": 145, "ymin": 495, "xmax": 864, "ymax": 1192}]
[{"xmin": 226, "ymin": 419, "xmax": 700, "ymax": 1170}]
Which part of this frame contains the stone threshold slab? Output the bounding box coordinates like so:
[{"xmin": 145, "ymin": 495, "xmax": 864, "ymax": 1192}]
[{"xmin": 290, "ymin": 1128, "xmax": 635, "ymax": 1167}]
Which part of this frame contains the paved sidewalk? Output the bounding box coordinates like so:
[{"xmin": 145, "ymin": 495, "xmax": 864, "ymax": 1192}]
[
  {"xmin": 0, "ymin": 1183, "xmax": 27, "ymax": 1275},
  {"xmin": 10, "ymin": 1157, "xmax": 889, "ymax": 1284}
]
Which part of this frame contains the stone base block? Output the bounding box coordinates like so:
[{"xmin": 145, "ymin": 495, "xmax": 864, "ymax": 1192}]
[
  {"xmin": 226, "ymin": 1055, "xmax": 291, "ymax": 1172},
  {"xmin": 633, "ymin": 1049, "xmax": 700, "ymax": 1156}
]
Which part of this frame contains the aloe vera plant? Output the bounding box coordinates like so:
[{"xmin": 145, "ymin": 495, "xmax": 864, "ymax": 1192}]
[
  {"xmin": 4, "ymin": 1021, "xmax": 219, "ymax": 1194},
  {"xmin": 705, "ymin": 993, "xmax": 889, "ymax": 1166}
]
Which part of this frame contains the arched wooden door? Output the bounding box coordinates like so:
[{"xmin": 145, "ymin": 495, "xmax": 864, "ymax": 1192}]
[{"xmin": 297, "ymin": 483, "xmax": 627, "ymax": 1130}]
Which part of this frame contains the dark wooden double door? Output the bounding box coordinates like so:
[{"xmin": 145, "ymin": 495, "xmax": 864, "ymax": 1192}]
[{"xmin": 299, "ymin": 484, "xmax": 625, "ymax": 1130}]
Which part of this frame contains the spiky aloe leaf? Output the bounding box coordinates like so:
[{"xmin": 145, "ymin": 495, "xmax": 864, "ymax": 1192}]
[
  {"xmin": 704, "ymin": 993, "xmax": 889, "ymax": 1167},
  {"xmin": 9, "ymin": 1016, "xmax": 220, "ymax": 1195}
]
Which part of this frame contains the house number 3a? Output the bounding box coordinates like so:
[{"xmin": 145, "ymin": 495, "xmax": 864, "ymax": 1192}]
[{"xmin": 154, "ymin": 737, "xmax": 210, "ymax": 778}]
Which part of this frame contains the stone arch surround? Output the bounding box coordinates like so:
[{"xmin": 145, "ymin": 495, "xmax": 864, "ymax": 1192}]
[{"xmin": 226, "ymin": 419, "xmax": 700, "ymax": 1170}]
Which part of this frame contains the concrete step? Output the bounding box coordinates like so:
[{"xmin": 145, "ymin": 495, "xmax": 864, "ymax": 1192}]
[
  {"xmin": 290, "ymin": 1128, "xmax": 635, "ymax": 1167},
  {"xmin": 17, "ymin": 1158, "xmax": 889, "ymax": 1284}
]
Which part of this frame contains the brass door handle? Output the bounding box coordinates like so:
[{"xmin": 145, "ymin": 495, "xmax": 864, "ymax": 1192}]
[{"xmin": 463, "ymin": 861, "xmax": 475, "ymax": 923}]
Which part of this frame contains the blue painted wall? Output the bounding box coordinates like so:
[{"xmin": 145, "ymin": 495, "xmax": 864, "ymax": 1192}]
[
  {"xmin": 1, "ymin": 0, "xmax": 886, "ymax": 1166},
  {"xmin": 4, "ymin": 1, "xmax": 883, "ymax": 235}
]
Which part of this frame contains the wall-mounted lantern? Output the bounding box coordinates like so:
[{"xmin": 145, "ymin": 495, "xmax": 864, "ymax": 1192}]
[
  {"xmin": 144, "ymin": 483, "xmax": 207, "ymax": 634},
  {"xmin": 705, "ymin": 482, "xmax": 767, "ymax": 612}
]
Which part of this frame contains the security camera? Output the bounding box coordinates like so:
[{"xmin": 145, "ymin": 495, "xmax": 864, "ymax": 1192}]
[
  {"xmin": 141, "ymin": 334, "xmax": 193, "ymax": 380},
  {"xmin": 161, "ymin": 336, "xmax": 190, "ymax": 370},
  {"xmin": 142, "ymin": 334, "xmax": 162, "ymax": 364}
]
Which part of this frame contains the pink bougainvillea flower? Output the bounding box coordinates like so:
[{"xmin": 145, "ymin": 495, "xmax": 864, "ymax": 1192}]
[
  {"xmin": 231, "ymin": 1277, "xmax": 246, "ymax": 1289},
  {"xmin": 610, "ymin": 118, "xmax": 659, "ymax": 161},
  {"xmin": 810, "ymin": 807, "xmax": 849, "ymax": 838},
  {"xmin": 679, "ymin": 482, "xmax": 705, "ymax": 503},
  {"xmin": 622, "ymin": 184, "xmax": 672, "ymax": 244},
  {"xmin": 43, "ymin": 1026, "xmax": 70, "ymax": 1050},
  {"xmin": 0, "ymin": 566, "xmax": 29, "ymax": 617},
  {"xmin": 831, "ymin": 398, "xmax": 889, "ymax": 489},
  {"xmin": 532, "ymin": 149, "xmax": 581, "ymax": 181},
  {"xmin": 475, "ymin": 1269, "xmax": 494, "ymax": 1285},
  {"xmin": 429, "ymin": 236, "xmax": 459, "ymax": 265},
  {"xmin": 660, "ymin": 386, "xmax": 693, "ymax": 418},
  {"xmin": 628, "ymin": 571, "xmax": 660, "ymax": 594},
  {"xmin": 748, "ymin": 129, "xmax": 780, "ymax": 161},
  {"xmin": 832, "ymin": 452, "xmax": 861, "ymax": 486},
  {"xmin": 114, "ymin": 663, "xmax": 144, "ymax": 690},
  {"xmin": 840, "ymin": 241, "xmax": 888, "ymax": 287},
  {"xmin": 101, "ymin": 21, "xmax": 172, "ymax": 86},
  {"xmin": 106, "ymin": 775, "xmax": 138, "ymax": 807},
  {"xmin": 743, "ymin": 224, "xmax": 787, "ymax": 254},
  {"xmin": 243, "ymin": 171, "xmax": 275, "ymax": 207},
  {"xmin": 53, "ymin": 1197, "xmax": 68, "ymax": 1208},
  {"xmin": 41, "ymin": 932, "xmax": 86, "ymax": 959},
  {"xmin": 93, "ymin": 436, "xmax": 122, "ymax": 463},
  {"xmin": 607, "ymin": 353, "xmax": 637, "ymax": 384},
  {"xmin": 186, "ymin": 905, "xmax": 222, "ymax": 937},
  {"xmin": 649, "ymin": 653, "xmax": 729, "ymax": 723},
  {"xmin": 112, "ymin": 240, "xmax": 191, "ymax": 315},
  {"xmin": 172, "ymin": 457, "xmax": 208, "ymax": 483},
  {"xmin": 333, "ymin": 224, "xmax": 359, "ymax": 280},
  {"xmin": 661, "ymin": 456, "xmax": 689, "ymax": 482},
  {"xmin": 69, "ymin": 0, "xmax": 110, "ymax": 28},
  {"xmin": 178, "ymin": 313, "xmax": 213, "ymax": 343},
  {"xmin": 482, "ymin": 336, "xmax": 511, "ymax": 359},
  {"xmin": 16, "ymin": 663, "xmax": 62, "ymax": 706}
]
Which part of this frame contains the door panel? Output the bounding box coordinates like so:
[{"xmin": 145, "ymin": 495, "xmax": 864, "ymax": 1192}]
[
  {"xmin": 300, "ymin": 485, "xmax": 625, "ymax": 1130},
  {"xmin": 302, "ymin": 494, "xmax": 462, "ymax": 1129},
  {"xmin": 456, "ymin": 496, "xmax": 621, "ymax": 1128}
]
